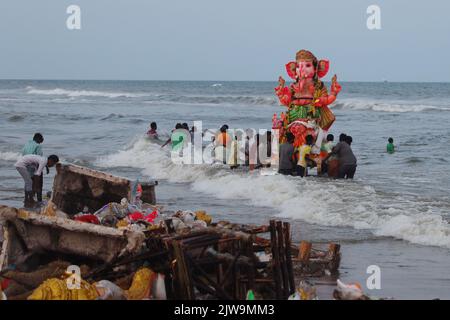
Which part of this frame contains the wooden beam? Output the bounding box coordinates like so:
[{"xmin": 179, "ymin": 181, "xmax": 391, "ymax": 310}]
[
  {"xmin": 269, "ymin": 220, "xmax": 282, "ymax": 299},
  {"xmin": 276, "ymin": 221, "xmax": 289, "ymax": 298},
  {"xmin": 298, "ymin": 241, "xmax": 312, "ymax": 262},
  {"xmin": 283, "ymin": 222, "xmax": 296, "ymax": 294},
  {"xmin": 172, "ymin": 241, "xmax": 195, "ymax": 300}
]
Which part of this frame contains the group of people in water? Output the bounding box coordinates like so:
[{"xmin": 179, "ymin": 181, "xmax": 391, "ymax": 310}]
[
  {"xmin": 145, "ymin": 121, "xmax": 364, "ymax": 180},
  {"xmin": 278, "ymin": 132, "xmax": 357, "ymax": 178},
  {"xmin": 12, "ymin": 124, "xmax": 395, "ymax": 208}
]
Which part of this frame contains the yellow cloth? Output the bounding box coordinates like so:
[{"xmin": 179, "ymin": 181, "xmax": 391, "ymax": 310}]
[
  {"xmin": 125, "ymin": 268, "xmax": 155, "ymax": 300},
  {"xmin": 116, "ymin": 219, "xmax": 129, "ymax": 228},
  {"xmin": 297, "ymin": 145, "xmax": 311, "ymax": 167},
  {"xmin": 195, "ymin": 210, "xmax": 212, "ymax": 225},
  {"xmin": 27, "ymin": 277, "xmax": 98, "ymax": 300}
]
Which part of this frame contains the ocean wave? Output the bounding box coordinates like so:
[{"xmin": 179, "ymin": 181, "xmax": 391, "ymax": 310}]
[
  {"xmin": 95, "ymin": 137, "xmax": 450, "ymax": 249},
  {"xmin": 0, "ymin": 151, "xmax": 21, "ymax": 161},
  {"xmin": 26, "ymin": 86, "xmax": 277, "ymax": 106},
  {"xmin": 156, "ymin": 95, "xmax": 277, "ymax": 106},
  {"xmin": 26, "ymin": 87, "xmax": 147, "ymax": 98},
  {"xmin": 404, "ymin": 157, "xmax": 425, "ymax": 164},
  {"xmin": 332, "ymin": 99, "xmax": 450, "ymax": 113},
  {"xmin": 8, "ymin": 115, "xmax": 25, "ymax": 122},
  {"xmin": 100, "ymin": 113, "xmax": 126, "ymax": 120}
]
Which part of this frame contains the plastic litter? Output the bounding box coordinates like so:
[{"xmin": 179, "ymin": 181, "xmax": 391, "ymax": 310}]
[
  {"xmin": 334, "ymin": 279, "xmax": 365, "ymax": 300},
  {"xmin": 93, "ymin": 280, "xmax": 126, "ymax": 300},
  {"xmin": 152, "ymin": 274, "xmax": 167, "ymax": 300},
  {"xmin": 195, "ymin": 210, "xmax": 212, "ymax": 225}
]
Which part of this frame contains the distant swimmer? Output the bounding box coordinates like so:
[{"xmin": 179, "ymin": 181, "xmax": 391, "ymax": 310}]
[
  {"xmin": 147, "ymin": 122, "xmax": 159, "ymax": 139},
  {"xmin": 22, "ymin": 133, "xmax": 45, "ymax": 202},
  {"xmin": 387, "ymin": 137, "xmax": 395, "ymax": 154},
  {"xmin": 15, "ymin": 154, "xmax": 59, "ymax": 208}
]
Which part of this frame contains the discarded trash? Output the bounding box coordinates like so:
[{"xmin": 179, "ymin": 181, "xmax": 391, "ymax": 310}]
[
  {"xmin": 28, "ymin": 277, "xmax": 98, "ymax": 300},
  {"xmin": 195, "ymin": 210, "xmax": 212, "ymax": 225},
  {"xmin": 152, "ymin": 273, "xmax": 167, "ymax": 300},
  {"xmin": 125, "ymin": 268, "xmax": 155, "ymax": 300},
  {"xmin": 94, "ymin": 280, "xmax": 126, "ymax": 300},
  {"xmin": 0, "ymin": 164, "xmax": 344, "ymax": 300},
  {"xmin": 333, "ymin": 279, "xmax": 368, "ymax": 300},
  {"xmin": 288, "ymin": 280, "xmax": 318, "ymax": 300}
]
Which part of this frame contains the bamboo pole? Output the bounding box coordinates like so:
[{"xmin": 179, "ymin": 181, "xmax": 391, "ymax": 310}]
[
  {"xmin": 276, "ymin": 221, "xmax": 289, "ymax": 298},
  {"xmin": 283, "ymin": 222, "xmax": 296, "ymax": 294},
  {"xmin": 269, "ymin": 220, "xmax": 282, "ymax": 299}
]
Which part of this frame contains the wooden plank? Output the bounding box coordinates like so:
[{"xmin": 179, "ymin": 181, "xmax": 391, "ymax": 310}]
[
  {"xmin": 327, "ymin": 243, "xmax": 341, "ymax": 260},
  {"xmin": 276, "ymin": 221, "xmax": 289, "ymax": 298},
  {"xmin": 269, "ymin": 220, "xmax": 282, "ymax": 299},
  {"xmin": 298, "ymin": 241, "xmax": 312, "ymax": 262},
  {"xmin": 0, "ymin": 224, "xmax": 9, "ymax": 272},
  {"xmin": 172, "ymin": 241, "xmax": 195, "ymax": 300},
  {"xmin": 186, "ymin": 254, "xmax": 232, "ymax": 300},
  {"xmin": 283, "ymin": 222, "xmax": 296, "ymax": 294}
]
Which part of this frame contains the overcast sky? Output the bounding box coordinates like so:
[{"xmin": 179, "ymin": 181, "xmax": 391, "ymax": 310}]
[{"xmin": 0, "ymin": 0, "xmax": 449, "ymax": 82}]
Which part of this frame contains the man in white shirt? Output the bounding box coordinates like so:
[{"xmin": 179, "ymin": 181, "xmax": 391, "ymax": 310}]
[{"xmin": 15, "ymin": 154, "xmax": 59, "ymax": 207}]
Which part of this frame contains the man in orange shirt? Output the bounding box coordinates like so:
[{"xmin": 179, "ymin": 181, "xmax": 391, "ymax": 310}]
[{"xmin": 216, "ymin": 125, "xmax": 232, "ymax": 148}]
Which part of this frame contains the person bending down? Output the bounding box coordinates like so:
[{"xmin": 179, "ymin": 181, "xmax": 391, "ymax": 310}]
[
  {"xmin": 326, "ymin": 135, "xmax": 357, "ymax": 179},
  {"xmin": 15, "ymin": 154, "xmax": 59, "ymax": 207},
  {"xmin": 22, "ymin": 133, "xmax": 45, "ymax": 202}
]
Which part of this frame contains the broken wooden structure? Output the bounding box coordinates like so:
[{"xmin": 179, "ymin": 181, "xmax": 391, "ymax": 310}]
[
  {"xmin": 52, "ymin": 163, "xmax": 157, "ymax": 215},
  {"xmin": 0, "ymin": 205, "xmax": 145, "ymax": 273},
  {"xmin": 0, "ymin": 164, "xmax": 341, "ymax": 300}
]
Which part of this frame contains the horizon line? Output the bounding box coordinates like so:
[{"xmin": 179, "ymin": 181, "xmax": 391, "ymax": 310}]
[{"xmin": 0, "ymin": 78, "xmax": 449, "ymax": 84}]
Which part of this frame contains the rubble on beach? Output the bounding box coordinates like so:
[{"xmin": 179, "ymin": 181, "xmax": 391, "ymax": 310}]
[{"xmin": 0, "ymin": 163, "xmax": 372, "ymax": 301}]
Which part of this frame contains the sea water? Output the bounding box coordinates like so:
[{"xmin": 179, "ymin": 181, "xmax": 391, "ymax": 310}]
[{"xmin": 1, "ymin": 80, "xmax": 450, "ymax": 298}]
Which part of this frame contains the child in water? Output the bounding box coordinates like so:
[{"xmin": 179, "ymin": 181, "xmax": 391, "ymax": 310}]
[
  {"xmin": 387, "ymin": 137, "xmax": 395, "ymax": 154},
  {"xmin": 295, "ymin": 134, "xmax": 314, "ymax": 177},
  {"xmin": 147, "ymin": 122, "xmax": 158, "ymax": 139}
]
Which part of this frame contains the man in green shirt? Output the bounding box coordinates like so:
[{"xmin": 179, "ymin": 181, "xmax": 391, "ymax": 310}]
[
  {"xmin": 22, "ymin": 133, "xmax": 44, "ymax": 202},
  {"xmin": 22, "ymin": 133, "xmax": 44, "ymax": 156},
  {"xmin": 387, "ymin": 137, "xmax": 395, "ymax": 154}
]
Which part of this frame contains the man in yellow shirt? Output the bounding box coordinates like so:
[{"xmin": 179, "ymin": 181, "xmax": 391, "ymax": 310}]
[{"xmin": 296, "ymin": 135, "xmax": 314, "ymax": 177}]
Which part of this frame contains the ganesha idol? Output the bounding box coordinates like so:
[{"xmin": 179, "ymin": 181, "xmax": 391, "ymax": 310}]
[{"xmin": 273, "ymin": 49, "xmax": 341, "ymax": 152}]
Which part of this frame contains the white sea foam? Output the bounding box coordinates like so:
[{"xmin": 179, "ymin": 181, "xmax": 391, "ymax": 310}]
[
  {"xmin": 0, "ymin": 151, "xmax": 21, "ymax": 161},
  {"xmin": 332, "ymin": 99, "xmax": 450, "ymax": 113},
  {"xmin": 26, "ymin": 87, "xmax": 146, "ymax": 98},
  {"xmin": 95, "ymin": 137, "xmax": 450, "ymax": 248}
]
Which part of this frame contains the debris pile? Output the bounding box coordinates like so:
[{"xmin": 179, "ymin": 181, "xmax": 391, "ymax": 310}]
[{"xmin": 0, "ymin": 164, "xmax": 342, "ymax": 300}]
